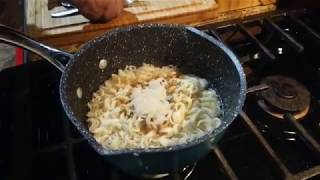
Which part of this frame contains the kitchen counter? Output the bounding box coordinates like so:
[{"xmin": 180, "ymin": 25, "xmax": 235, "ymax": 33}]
[{"xmin": 26, "ymin": 0, "xmax": 277, "ymax": 52}]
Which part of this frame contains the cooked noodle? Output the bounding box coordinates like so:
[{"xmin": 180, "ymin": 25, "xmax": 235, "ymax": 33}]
[{"xmin": 87, "ymin": 64, "xmax": 221, "ymax": 149}]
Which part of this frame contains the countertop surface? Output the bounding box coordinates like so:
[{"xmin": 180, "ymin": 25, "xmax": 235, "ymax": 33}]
[{"xmin": 26, "ymin": 0, "xmax": 277, "ymax": 51}]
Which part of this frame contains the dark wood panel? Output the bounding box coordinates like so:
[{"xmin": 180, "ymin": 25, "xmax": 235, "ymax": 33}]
[{"xmin": 0, "ymin": 0, "xmax": 25, "ymax": 30}]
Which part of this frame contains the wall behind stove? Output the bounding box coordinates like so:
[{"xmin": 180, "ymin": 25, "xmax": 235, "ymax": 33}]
[{"xmin": 0, "ymin": 0, "xmax": 25, "ymax": 70}]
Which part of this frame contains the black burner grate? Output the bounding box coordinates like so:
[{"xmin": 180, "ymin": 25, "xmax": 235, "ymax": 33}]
[{"xmin": 200, "ymin": 9, "xmax": 320, "ymax": 180}]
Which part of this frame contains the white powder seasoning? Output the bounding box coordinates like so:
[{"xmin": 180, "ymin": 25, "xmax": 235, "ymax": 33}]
[{"xmin": 131, "ymin": 78, "xmax": 171, "ymax": 124}]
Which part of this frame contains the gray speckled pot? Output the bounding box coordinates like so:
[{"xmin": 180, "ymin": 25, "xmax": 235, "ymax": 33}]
[{"xmin": 0, "ymin": 24, "xmax": 246, "ymax": 177}]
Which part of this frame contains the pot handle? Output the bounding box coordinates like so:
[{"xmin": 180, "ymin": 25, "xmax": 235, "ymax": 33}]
[{"xmin": 0, "ymin": 24, "xmax": 73, "ymax": 72}]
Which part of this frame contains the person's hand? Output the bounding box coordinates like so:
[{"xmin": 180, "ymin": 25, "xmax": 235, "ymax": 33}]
[{"xmin": 70, "ymin": 0, "xmax": 124, "ymax": 22}]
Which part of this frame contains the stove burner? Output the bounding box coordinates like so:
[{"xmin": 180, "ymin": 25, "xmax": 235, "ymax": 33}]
[
  {"xmin": 257, "ymin": 100, "xmax": 309, "ymax": 120},
  {"xmin": 273, "ymin": 83, "xmax": 296, "ymax": 99},
  {"xmin": 258, "ymin": 75, "xmax": 311, "ymax": 120},
  {"xmin": 260, "ymin": 76, "xmax": 310, "ymax": 112}
]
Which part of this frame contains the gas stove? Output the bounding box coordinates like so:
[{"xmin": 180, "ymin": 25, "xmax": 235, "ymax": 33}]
[{"xmin": 1, "ymin": 9, "xmax": 320, "ymax": 180}]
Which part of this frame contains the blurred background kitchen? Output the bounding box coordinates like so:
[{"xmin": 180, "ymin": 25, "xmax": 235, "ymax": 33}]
[{"xmin": 0, "ymin": 0, "xmax": 319, "ymax": 71}]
